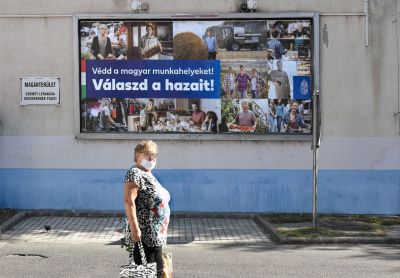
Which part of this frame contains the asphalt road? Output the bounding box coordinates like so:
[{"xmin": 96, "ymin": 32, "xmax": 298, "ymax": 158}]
[{"xmin": 0, "ymin": 241, "xmax": 399, "ymax": 278}]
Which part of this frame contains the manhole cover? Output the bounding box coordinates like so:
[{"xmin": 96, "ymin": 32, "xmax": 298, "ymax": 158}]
[{"xmin": 7, "ymin": 254, "xmax": 48, "ymax": 258}]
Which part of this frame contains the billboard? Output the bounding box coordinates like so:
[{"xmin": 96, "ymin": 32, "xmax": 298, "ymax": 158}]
[{"xmin": 79, "ymin": 18, "xmax": 313, "ymax": 135}]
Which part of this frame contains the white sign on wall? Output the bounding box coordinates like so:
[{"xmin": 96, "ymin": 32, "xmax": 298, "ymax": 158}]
[{"xmin": 20, "ymin": 77, "xmax": 60, "ymax": 105}]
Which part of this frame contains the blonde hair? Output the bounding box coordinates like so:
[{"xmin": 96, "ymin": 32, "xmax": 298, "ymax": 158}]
[{"xmin": 134, "ymin": 140, "xmax": 158, "ymax": 162}]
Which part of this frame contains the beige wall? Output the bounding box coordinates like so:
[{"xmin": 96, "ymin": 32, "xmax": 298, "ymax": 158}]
[
  {"xmin": 0, "ymin": 0, "xmax": 399, "ymax": 170},
  {"xmin": 0, "ymin": 17, "xmax": 74, "ymax": 136},
  {"xmin": 320, "ymin": 1, "xmax": 399, "ymax": 137},
  {"xmin": 0, "ymin": 0, "xmax": 364, "ymax": 14}
]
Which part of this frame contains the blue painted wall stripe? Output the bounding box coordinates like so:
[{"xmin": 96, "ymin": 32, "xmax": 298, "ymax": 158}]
[{"xmin": 0, "ymin": 169, "xmax": 398, "ymax": 214}]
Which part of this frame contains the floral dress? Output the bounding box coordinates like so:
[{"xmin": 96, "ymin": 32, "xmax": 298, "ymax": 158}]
[{"xmin": 123, "ymin": 167, "xmax": 171, "ymax": 248}]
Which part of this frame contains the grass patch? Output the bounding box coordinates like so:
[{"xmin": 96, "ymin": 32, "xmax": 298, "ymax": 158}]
[
  {"xmin": 321, "ymin": 215, "xmax": 400, "ymax": 226},
  {"xmin": 262, "ymin": 214, "xmax": 312, "ymax": 223},
  {"xmin": 275, "ymin": 226, "xmax": 387, "ymax": 238},
  {"xmin": 262, "ymin": 214, "xmax": 399, "ymax": 238},
  {"xmin": 262, "ymin": 214, "xmax": 400, "ymax": 225},
  {"xmin": 276, "ymin": 227, "xmax": 346, "ymax": 238}
]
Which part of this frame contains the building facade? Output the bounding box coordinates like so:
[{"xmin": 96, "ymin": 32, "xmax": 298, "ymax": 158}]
[{"xmin": 0, "ymin": 0, "xmax": 399, "ymax": 214}]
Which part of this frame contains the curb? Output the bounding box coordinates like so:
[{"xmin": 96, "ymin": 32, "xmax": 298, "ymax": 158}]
[
  {"xmin": 254, "ymin": 215, "xmax": 282, "ymax": 243},
  {"xmin": 254, "ymin": 215, "xmax": 400, "ymax": 245},
  {"xmin": 0, "ymin": 211, "xmax": 27, "ymax": 236}
]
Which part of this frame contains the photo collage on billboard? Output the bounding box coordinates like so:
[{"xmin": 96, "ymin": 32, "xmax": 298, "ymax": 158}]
[{"xmin": 79, "ymin": 19, "xmax": 312, "ymax": 134}]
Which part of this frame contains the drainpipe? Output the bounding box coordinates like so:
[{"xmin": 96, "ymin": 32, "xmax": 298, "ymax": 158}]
[{"xmin": 364, "ymin": 0, "xmax": 369, "ymax": 47}]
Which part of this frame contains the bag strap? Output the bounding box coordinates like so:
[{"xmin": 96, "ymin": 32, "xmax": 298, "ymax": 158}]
[
  {"xmin": 128, "ymin": 241, "xmax": 147, "ymax": 265},
  {"xmin": 137, "ymin": 241, "xmax": 148, "ymax": 265}
]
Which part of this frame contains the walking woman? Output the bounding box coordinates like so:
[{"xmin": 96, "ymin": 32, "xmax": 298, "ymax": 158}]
[{"xmin": 123, "ymin": 140, "xmax": 170, "ymax": 278}]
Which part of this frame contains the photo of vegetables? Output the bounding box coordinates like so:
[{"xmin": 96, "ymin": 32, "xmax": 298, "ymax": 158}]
[{"xmin": 221, "ymin": 99, "xmax": 268, "ymax": 133}]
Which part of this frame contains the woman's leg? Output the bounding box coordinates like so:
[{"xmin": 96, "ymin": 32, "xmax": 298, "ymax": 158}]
[
  {"xmin": 277, "ymin": 116, "xmax": 282, "ymax": 132},
  {"xmin": 135, "ymin": 243, "xmax": 163, "ymax": 278},
  {"xmin": 154, "ymin": 246, "xmax": 163, "ymax": 278}
]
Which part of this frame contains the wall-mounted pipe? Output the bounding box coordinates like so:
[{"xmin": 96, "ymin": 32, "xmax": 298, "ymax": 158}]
[{"xmin": 364, "ymin": 0, "xmax": 369, "ymax": 47}]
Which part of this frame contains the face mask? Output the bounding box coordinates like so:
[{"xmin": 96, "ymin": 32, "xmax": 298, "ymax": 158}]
[{"xmin": 141, "ymin": 159, "xmax": 156, "ymax": 171}]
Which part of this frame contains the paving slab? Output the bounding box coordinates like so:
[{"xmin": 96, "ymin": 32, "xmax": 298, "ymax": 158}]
[{"xmin": 1, "ymin": 216, "xmax": 271, "ymax": 245}]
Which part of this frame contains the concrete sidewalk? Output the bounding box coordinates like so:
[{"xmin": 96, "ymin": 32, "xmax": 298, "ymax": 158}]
[{"xmin": 0, "ymin": 215, "xmax": 270, "ymax": 245}]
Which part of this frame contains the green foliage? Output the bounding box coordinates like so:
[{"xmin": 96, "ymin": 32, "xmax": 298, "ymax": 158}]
[
  {"xmin": 80, "ymin": 53, "xmax": 92, "ymax": 60},
  {"xmin": 276, "ymin": 227, "xmax": 346, "ymax": 238},
  {"xmin": 120, "ymin": 236, "xmax": 134, "ymax": 253},
  {"xmin": 263, "ymin": 214, "xmax": 312, "ymax": 223},
  {"xmin": 263, "ymin": 213, "xmax": 398, "ymax": 238},
  {"xmin": 251, "ymin": 101, "xmax": 268, "ymax": 132},
  {"xmin": 221, "ymin": 99, "xmax": 239, "ymax": 123}
]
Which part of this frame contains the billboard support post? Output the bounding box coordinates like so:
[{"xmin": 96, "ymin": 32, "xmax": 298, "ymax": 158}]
[
  {"xmin": 312, "ymin": 89, "xmax": 319, "ymax": 229},
  {"xmin": 311, "ymin": 12, "xmax": 320, "ymax": 229}
]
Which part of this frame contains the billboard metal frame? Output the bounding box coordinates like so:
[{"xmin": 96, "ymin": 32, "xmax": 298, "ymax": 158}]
[{"xmin": 73, "ymin": 12, "xmax": 320, "ymax": 141}]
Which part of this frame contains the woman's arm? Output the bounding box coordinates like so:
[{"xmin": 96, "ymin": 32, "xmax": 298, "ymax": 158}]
[
  {"xmin": 210, "ymin": 121, "xmax": 216, "ymax": 132},
  {"xmin": 91, "ymin": 37, "xmax": 99, "ymax": 58},
  {"xmin": 283, "ymin": 113, "xmax": 289, "ymax": 127},
  {"xmin": 139, "ymin": 109, "xmax": 147, "ymax": 127},
  {"xmin": 106, "ymin": 38, "xmax": 113, "ymax": 58},
  {"xmin": 201, "ymin": 118, "xmax": 208, "ymax": 131},
  {"xmin": 158, "ymin": 41, "xmax": 163, "ymax": 52},
  {"xmin": 297, "ymin": 114, "xmax": 306, "ymax": 129},
  {"xmin": 124, "ymin": 182, "xmax": 141, "ymax": 242},
  {"xmin": 285, "ymin": 73, "xmax": 291, "ymax": 92}
]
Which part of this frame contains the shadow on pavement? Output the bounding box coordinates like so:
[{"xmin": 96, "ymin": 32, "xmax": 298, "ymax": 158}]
[
  {"xmin": 346, "ymin": 244, "xmax": 400, "ymax": 261},
  {"xmin": 210, "ymin": 242, "xmax": 400, "ymax": 262},
  {"xmin": 105, "ymin": 236, "xmax": 196, "ymax": 246}
]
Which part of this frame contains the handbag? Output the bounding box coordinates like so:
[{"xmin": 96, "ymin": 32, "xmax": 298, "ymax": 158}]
[{"xmin": 120, "ymin": 241, "xmax": 157, "ymax": 278}]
